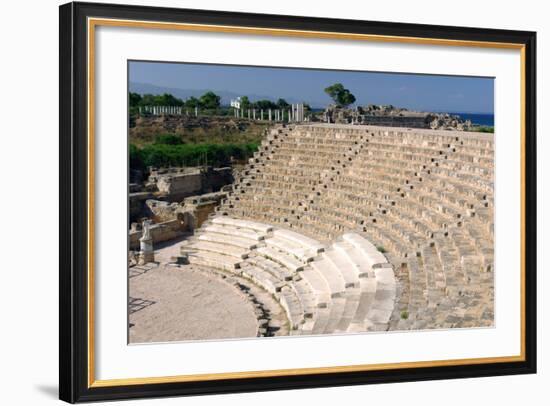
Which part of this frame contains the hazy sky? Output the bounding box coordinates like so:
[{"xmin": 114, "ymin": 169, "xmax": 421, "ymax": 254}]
[{"xmin": 129, "ymin": 61, "xmax": 494, "ymax": 114}]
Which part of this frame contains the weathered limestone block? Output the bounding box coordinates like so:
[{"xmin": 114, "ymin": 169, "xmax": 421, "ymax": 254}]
[{"xmin": 138, "ymin": 220, "xmax": 155, "ymax": 264}]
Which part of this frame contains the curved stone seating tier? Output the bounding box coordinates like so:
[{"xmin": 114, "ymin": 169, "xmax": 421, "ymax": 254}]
[
  {"xmin": 186, "ymin": 250, "xmax": 241, "ymax": 272},
  {"xmin": 203, "ymin": 224, "xmax": 265, "ymax": 241},
  {"xmin": 211, "ymin": 216, "xmax": 273, "ymax": 234},
  {"xmin": 212, "ymin": 124, "xmax": 493, "ymax": 330},
  {"xmin": 181, "ymin": 216, "xmax": 398, "ymax": 334},
  {"xmin": 197, "ymin": 233, "xmax": 258, "ymax": 250}
]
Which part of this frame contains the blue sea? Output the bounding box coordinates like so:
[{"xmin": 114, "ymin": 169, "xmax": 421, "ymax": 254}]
[{"xmin": 450, "ymin": 112, "xmax": 494, "ymax": 127}]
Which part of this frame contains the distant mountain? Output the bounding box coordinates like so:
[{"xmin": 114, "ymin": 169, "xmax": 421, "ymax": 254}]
[{"xmin": 129, "ymin": 82, "xmax": 308, "ymax": 106}]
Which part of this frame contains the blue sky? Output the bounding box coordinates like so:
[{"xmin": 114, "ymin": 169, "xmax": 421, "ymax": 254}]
[{"xmin": 129, "ymin": 61, "xmax": 494, "ymax": 114}]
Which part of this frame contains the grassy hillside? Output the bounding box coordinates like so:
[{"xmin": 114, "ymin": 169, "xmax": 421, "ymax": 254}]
[
  {"xmin": 130, "ymin": 115, "xmax": 269, "ymax": 145},
  {"xmin": 129, "ymin": 115, "xmax": 267, "ymax": 172}
]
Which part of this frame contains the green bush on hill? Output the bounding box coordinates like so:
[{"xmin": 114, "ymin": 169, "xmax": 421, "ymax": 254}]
[
  {"xmin": 474, "ymin": 126, "xmax": 494, "ymax": 133},
  {"xmin": 129, "ymin": 142, "xmax": 259, "ymax": 171},
  {"xmin": 154, "ymin": 134, "xmax": 183, "ymax": 145}
]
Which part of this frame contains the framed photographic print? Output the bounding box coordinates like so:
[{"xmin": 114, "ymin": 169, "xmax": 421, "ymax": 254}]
[{"xmin": 59, "ymin": 1, "xmax": 537, "ymax": 403}]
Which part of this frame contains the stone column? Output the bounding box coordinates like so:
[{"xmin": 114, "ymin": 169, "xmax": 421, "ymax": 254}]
[
  {"xmin": 138, "ymin": 220, "xmax": 155, "ymax": 264},
  {"xmin": 268, "ymin": 109, "xmax": 272, "ymax": 121},
  {"xmin": 261, "ymin": 109, "xmax": 264, "ymax": 120},
  {"xmin": 253, "ymin": 109, "xmax": 256, "ymax": 120},
  {"xmin": 195, "ymin": 106, "xmax": 198, "ymax": 117}
]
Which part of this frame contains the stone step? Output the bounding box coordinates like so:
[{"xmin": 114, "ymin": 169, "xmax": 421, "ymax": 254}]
[
  {"xmin": 351, "ymin": 277, "xmax": 377, "ymax": 326},
  {"xmin": 367, "ymin": 267, "xmax": 397, "ymax": 325},
  {"xmin": 204, "ymin": 224, "xmax": 265, "ymax": 241},
  {"xmin": 264, "ymin": 236, "xmax": 317, "ymax": 263},
  {"xmin": 187, "ymin": 241, "xmax": 248, "ymax": 259},
  {"xmin": 198, "ymin": 233, "xmax": 257, "ymax": 250},
  {"xmin": 311, "ymin": 306, "xmax": 331, "ymax": 335},
  {"xmin": 323, "ymin": 249, "xmax": 360, "ymax": 288},
  {"xmin": 323, "ymin": 297, "xmax": 347, "ymax": 333},
  {"xmin": 246, "ymin": 254, "xmax": 295, "ymax": 281},
  {"xmin": 333, "ymin": 241, "xmax": 373, "ymax": 277},
  {"xmin": 336, "ymin": 290, "xmax": 361, "ymax": 332},
  {"xmin": 187, "ymin": 251, "xmax": 241, "ymax": 272},
  {"xmin": 309, "ymin": 259, "xmax": 346, "ymax": 297},
  {"xmin": 291, "ymin": 278, "xmax": 318, "ymax": 317},
  {"xmin": 211, "ymin": 216, "xmax": 273, "ymax": 234},
  {"xmin": 342, "ymin": 233, "xmax": 389, "ymax": 268},
  {"xmin": 239, "ymin": 264, "xmax": 283, "ymax": 295},
  {"xmin": 299, "ymin": 267, "xmax": 331, "ymax": 307},
  {"xmin": 272, "ymin": 228, "xmax": 325, "ymax": 253},
  {"xmin": 256, "ymin": 246, "xmax": 304, "ymax": 272},
  {"xmin": 279, "ymin": 286, "xmax": 305, "ymax": 329}
]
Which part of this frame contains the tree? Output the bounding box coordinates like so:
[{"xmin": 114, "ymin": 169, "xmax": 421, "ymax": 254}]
[
  {"xmin": 137, "ymin": 93, "xmax": 184, "ymax": 106},
  {"xmin": 199, "ymin": 91, "xmax": 221, "ymax": 110},
  {"xmin": 276, "ymin": 98, "xmax": 289, "ymax": 108},
  {"xmin": 129, "ymin": 92, "xmax": 142, "ymax": 107},
  {"xmin": 140, "ymin": 93, "xmax": 157, "ymax": 106},
  {"xmin": 185, "ymin": 96, "xmax": 200, "ymax": 108},
  {"xmin": 240, "ymin": 96, "xmax": 251, "ymax": 110},
  {"xmin": 156, "ymin": 93, "xmax": 184, "ymax": 106},
  {"xmin": 324, "ymin": 83, "xmax": 356, "ymax": 108},
  {"xmin": 254, "ymin": 99, "xmax": 277, "ymax": 110}
]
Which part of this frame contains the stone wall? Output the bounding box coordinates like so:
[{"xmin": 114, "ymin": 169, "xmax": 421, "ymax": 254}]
[
  {"xmin": 129, "ymin": 191, "xmax": 153, "ymax": 222},
  {"xmin": 129, "ymin": 219, "xmax": 184, "ymax": 250},
  {"xmin": 156, "ymin": 169, "xmax": 203, "ymax": 201},
  {"xmin": 141, "ymin": 191, "xmax": 228, "ymax": 238},
  {"xmin": 149, "ymin": 167, "xmax": 233, "ymax": 202},
  {"xmin": 360, "ymin": 115, "xmax": 429, "ymax": 128},
  {"xmin": 322, "ymin": 105, "xmax": 472, "ymax": 130},
  {"xmin": 182, "ymin": 192, "xmax": 228, "ymax": 229}
]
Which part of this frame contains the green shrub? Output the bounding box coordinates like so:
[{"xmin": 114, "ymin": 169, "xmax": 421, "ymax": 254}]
[
  {"xmin": 154, "ymin": 134, "xmax": 183, "ymax": 145},
  {"xmin": 129, "ymin": 144, "xmax": 145, "ymax": 172},
  {"xmin": 377, "ymin": 246, "xmax": 387, "ymax": 253},
  {"xmin": 129, "ymin": 142, "xmax": 260, "ymax": 171},
  {"xmin": 474, "ymin": 126, "xmax": 494, "ymax": 133},
  {"xmin": 400, "ymin": 311, "xmax": 409, "ymax": 320}
]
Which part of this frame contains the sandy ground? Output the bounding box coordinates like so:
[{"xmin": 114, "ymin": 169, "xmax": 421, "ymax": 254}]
[{"xmin": 129, "ymin": 238, "xmax": 259, "ymax": 343}]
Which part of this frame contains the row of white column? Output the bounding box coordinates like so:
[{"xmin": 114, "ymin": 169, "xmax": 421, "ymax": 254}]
[
  {"xmin": 233, "ymin": 103, "xmax": 306, "ymax": 122},
  {"xmin": 140, "ymin": 106, "xmax": 199, "ymax": 117},
  {"xmin": 139, "ymin": 104, "xmax": 307, "ymax": 121}
]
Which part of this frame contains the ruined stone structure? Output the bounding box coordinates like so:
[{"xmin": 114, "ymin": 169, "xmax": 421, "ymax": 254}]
[
  {"xmin": 180, "ymin": 124, "xmax": 493, "ymax": 336},
  {"xmin": 130, "ymin": 124, "xmax": 494, "ymax": 342},
  {"xmin": 129, "ymin": 218, "xmax": 185, "ymax": 250},
  {"xmin": 147, "ymin": 166, "xmax": 233, "ymax": 202},
  {"xmin": 323, "ymin": 105, "xmax": 473, "ymax": 131},
  {"xmin": 129, "ymin": 191, "xmax": 153, "ymax": 222}
]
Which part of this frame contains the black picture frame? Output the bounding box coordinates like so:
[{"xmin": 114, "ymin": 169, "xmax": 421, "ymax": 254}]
[{"xmin": 59, "ymin": 1, "xmax": 537, "ymax": 403}]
